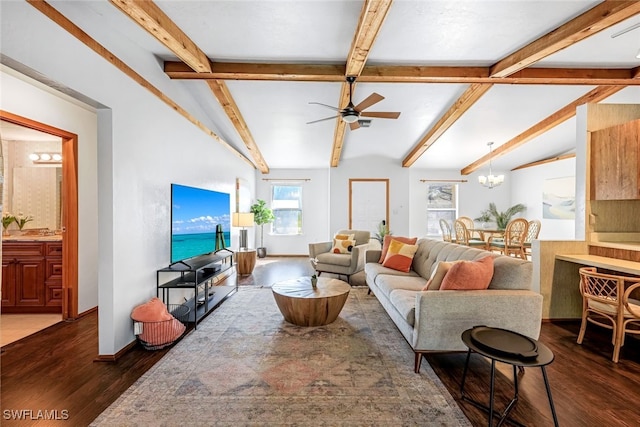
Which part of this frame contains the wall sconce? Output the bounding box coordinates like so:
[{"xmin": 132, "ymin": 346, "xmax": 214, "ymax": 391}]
[
  {"xmin": 29, "ymin": 152, "xmax": 62, "ymax": 164},
  {"xmin": 232, "ymin": 212, "xmax": 254, "ymax": 249}
]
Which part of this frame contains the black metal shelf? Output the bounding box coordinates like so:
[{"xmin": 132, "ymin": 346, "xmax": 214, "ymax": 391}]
[{"xmin": 156, "ymin": 251, "xmax": 235, "ymax": 329}]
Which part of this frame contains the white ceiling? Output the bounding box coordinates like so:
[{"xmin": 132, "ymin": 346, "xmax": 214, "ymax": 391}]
[{"xmin": 9, "ymin": 1, "xmax": 640, "ymax": 173}]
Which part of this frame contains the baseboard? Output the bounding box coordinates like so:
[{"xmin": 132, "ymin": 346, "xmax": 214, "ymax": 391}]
[
  {"xmin": 94, "ymin": 339, "xmax": 137, "ymax": 363},
  {"xmin": 260, "ymin": 254, "xmax": 309, "ymax": 258}
]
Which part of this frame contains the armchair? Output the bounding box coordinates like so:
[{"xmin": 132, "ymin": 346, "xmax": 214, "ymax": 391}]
[{"xmin": 309, "ymin": 229, "xmax": 375, "ymax": 283}]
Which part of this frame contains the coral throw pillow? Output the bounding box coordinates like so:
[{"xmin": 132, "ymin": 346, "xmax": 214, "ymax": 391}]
[
  {"xmin": 131, "ymin": 297, "xmax": 173, "ymax": 322},
  {"xmin": 331, "ymin": 238, "xmax": 355, "ymax": 254},
  {"xmin": 378, "ymin": 235, "xmax": 418, "ymax": 263},
  {"xmin": 440, "ymin": 256, "xmax": 494, "ymax": 290},
  {"xmin": 382, "ymin": 240, "xmax": 419, "ymax": 272},
  {"xmin": 422, "ymin": 261, "xmax": 461, "ymax": 291},
  {"xmin": 131, "ymin": 298, "xmax": 185, "ymax": 346}
]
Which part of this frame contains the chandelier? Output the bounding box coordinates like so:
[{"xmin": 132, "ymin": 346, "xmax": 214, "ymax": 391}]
[{"xmin": 478, "ymin": 142, "xmax": 504, "ymax": 189}]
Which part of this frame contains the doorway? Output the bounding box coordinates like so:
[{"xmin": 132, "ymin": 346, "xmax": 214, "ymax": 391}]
[
  {"xmin": 349, "ymin": 178, "xmax": 389, "ymax": 233},
  {"xmin": 1, "ymin": 111, "xmax": 78, "ymax": 321}
]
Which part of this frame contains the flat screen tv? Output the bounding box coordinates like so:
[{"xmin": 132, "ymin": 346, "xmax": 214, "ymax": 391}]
[{"xmin": 171, "ymin": 183, "xmax": 231, "ymax": 264}]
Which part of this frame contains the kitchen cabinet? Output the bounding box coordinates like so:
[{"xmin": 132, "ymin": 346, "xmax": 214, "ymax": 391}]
[{"xmin": 591, "ymin": 119, "xmax": 640, "ymax": 200}]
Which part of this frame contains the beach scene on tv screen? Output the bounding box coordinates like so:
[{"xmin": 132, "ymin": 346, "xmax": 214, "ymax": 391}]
[{"xmin": 171, "ymin": 184, "xmax": 231, "ymax": 263}]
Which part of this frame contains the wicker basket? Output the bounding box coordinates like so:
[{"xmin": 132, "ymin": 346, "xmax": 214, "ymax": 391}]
[{"xmin": 134, "ymin": 304, "xmax": 190, "ymax": 350}]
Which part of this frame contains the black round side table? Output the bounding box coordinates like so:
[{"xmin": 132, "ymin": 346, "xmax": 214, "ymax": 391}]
[{"xmin": 460, "ymin": 326, "xmax": 559, "ymax": 427}]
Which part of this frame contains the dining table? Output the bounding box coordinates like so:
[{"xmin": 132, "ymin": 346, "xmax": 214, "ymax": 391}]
[{"xmin": 469, "ymin": 228, "xmax": 504, "ymax": 242}]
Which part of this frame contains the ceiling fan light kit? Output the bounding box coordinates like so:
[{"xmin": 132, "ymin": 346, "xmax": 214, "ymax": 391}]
[
  {"xmin": 478, "ymin": 142, "xmax": 504, "ymax": 189},
  {"xmin": 307, "ymin": 76, "xmax": 400, "ymax": 130}
]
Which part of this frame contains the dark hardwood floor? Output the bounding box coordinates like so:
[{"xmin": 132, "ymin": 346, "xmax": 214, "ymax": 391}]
[{"xmin": 2, "ymin": 257, "xmax": 639, "ymax": 426}]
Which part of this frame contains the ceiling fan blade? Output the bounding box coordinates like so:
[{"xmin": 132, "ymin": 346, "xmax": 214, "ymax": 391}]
[
  {"xmin": 308, "ymin": 102, "xmax": 340, "ymax": 112},
  {"xmin": 349, "ymin": 121, "xmax": 361, "ymax": 131},
  {"xmin": 306, "ymin": 115, "xmax": 340, "ymax": 125},
  {"xmin": 354, "ymin": 93, "xmax": 384, "ymax": 112},
  {"xmin": 360, "ymin": 111, "xmax": 401, "ymax": 119}
]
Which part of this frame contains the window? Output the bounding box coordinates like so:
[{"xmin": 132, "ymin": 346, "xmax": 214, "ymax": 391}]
[
  {"xmin": 426, "ymin": 183, "xmax": 458, "ymax": 238},
  {"xmin": 271, "ymin": 184, "xmax": 303, "ymax": 235}
]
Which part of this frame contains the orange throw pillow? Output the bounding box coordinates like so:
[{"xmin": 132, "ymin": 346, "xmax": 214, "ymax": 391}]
[
  {"xmin": 440, "ymin": 256, "xmax": 494, "ymax": 290},
  {"xmin": 378, "ymin": 235, "xmax": 418, "ymax": 263},
  {"xmin": 131, "ymin": 297, "xmax": 173, "ymax": 322},
  {"xmin": 382, "ymin": 240, "xmax": 419, "ymax": 273}
]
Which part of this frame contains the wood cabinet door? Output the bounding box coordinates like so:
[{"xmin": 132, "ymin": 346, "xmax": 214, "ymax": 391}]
[
  {"xmin": 591, "ymin": 119, "xmax": 640, "ymax": 200},
  {"xmin": 15, "ymin": 258, "xmax": 46, "ymax": 306},
  {"xmin": 2, "ymin": 259, "xmax": 16, "ymax": 306}
]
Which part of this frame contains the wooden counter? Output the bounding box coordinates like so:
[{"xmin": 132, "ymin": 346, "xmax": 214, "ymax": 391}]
[{"xmin": 556, "ymin": 254, "xmax": 640, "ymax": 276}]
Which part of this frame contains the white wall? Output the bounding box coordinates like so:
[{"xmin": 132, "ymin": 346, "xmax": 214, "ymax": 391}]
[
  {"xmin": 0, "ymin": 68, "xmax": 100, "ymax": 315},
  {"xmin": 1, "ymin": 2, "xmax": 255, "ymax": 355},
  {"xmin": 511, "ymin": 157, "xmax": 577, "ymax": 240},
  {"xmin": 258, "ymin": 158, "xmax": 519, "ymax": 255},
  {"xmin": 254, "ymin": 168, "xmax": 330, "ymax": 255}
]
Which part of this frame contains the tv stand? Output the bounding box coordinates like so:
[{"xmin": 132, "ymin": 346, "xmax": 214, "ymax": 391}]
[{"xmin": 157, "ymin": 251, "xmax": 235, "ymax": 329}]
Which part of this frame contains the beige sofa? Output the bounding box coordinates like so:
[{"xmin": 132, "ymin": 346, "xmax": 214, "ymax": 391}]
[{"xmin": 365, "ymin": 238, "xmax": 543, "ymax": 372}]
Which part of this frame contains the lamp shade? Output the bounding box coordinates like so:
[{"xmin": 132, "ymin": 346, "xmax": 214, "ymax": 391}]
[{"xmin": 232, "ymin": 212, "xmax": 254, "ymax": 228}]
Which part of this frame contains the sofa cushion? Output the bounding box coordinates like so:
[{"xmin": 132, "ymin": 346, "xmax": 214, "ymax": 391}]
[
  {"xmin": 382, "ymin": 240, "xmax": 419, "ymax": 272},
  {"xmin": 440, "ymin": 256, "xmax": 494, "ymax": 290},
  {"xmin": 316, "ymin": 252, "xmax": 352, "ymax": 267},
  {"xmin": 378, "ymin": 235, "xmax": 418, "ymax": 263},
  {"xmin": 331, "ymin": 238, "xmax": 354, "ymax": 254},
  {"xmin": 389, "ymin": 290, "xmax": 418, "ymax": 327},
  {"xmin": 375, "ymin": 274, "xmax": 426, "ymax": 299},
  {"xmin": 423, "ymin": 260, "xmax": 461, "ymax": 291}
]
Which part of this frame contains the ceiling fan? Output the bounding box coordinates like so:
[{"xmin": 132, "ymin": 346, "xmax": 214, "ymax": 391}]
[{"xmin": 307, "ymin": 76, "xmax": 401, "ymax": 130}]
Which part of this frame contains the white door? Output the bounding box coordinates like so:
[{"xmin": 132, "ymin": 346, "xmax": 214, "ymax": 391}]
[{"xmin": 349, "ymin": 179, "xmax": 389, "ymax": 234}]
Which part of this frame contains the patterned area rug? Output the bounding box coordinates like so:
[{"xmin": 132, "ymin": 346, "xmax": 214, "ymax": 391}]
[{"xmin": 92, "ymin": 287, "xmax": 470, "ymax": 426}]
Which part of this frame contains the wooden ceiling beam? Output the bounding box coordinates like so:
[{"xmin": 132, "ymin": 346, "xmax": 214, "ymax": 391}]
[
  {"xmin": 207, "ymin": 81, "xmax": 269, "ymax": 173},
  {"xmin": 27, "ymin": 0, "xmax": 255, "ymax": 169},
  {"xmin": 165, "ymin": 61, "xmax": 640, "ymax": 85},
  {"xmin": 440, "ymin": 2, "xmax": 639, "ymax": 172},
  {"xmin": 402, "ymin": 84, "xmax": 493, "ymax": 167},
  {"xmin": 110, "ymin": 0, "xmax": 269, "ymax": 173},
  {"xmin": 109, "ymin": 0, "xmax": 211, "ymax": 73},
  {"xmin": 490, "ymin": 1, "xmax": 640, "ymax": 78},
  {"xmin": 460, "ymin": 85, "xmax": 626, "ymax": 175},
  {"xmin": 511, "ymin": 153, "xmax": 576, "ymax": 172},
  {"xmin": 331, "ymin": 0, "xmax": 394, "ymax": 167},
  {"xmin": 345, "ymin": 0, "xmax": 394, "ymax": 77}
]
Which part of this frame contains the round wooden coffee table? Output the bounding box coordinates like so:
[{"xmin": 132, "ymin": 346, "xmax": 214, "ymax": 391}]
[{"xmin": 271, "ymin": 276, "xmax": 350, "ymax": 326}]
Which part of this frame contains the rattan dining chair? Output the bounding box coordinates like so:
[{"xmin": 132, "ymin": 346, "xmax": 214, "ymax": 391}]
[
  {"xmin": 487, "ymin": 217, "xmax": 529, "ymax": 259},
  {"xmin": 453, "ymin": 219, "xmax": 486, "ymax": 249},
  {"xmin": 523, "ymin": 219, "xmax": 541, "ymax": 259},
  {"xmin": 457, "ymin": 216, "xmax": 483, "ymax": 240},
  {"xmin": 439, "ymin": 219, "xmax": 453, "ymax": 243},
  {"xmin": 577, "ymin": 267, "xmax": 640, "ymax": 363}
]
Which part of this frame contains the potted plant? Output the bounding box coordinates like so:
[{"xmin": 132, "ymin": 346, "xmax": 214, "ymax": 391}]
[
  {"xmin": 474, "ymin": 211, "xmax": 493, "ymax": 229},
  {"xmin": 484, "ymin": 202, "xmax": 526, "ymax": 230},
  {"xmin": 250, "ymin": 199, "xmax": 275, "ymax": 258},
  {"xmin": 373, "ymin": 220, "xmax": 391, "ymax": 247}
]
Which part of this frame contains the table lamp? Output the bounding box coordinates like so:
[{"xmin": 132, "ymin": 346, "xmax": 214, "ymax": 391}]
[{"xmin": 232, "ymin": 212, "xmax": 254, "ymax": 249}]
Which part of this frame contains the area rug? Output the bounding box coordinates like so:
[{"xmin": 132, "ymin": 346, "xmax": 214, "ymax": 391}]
[{"xmin": 91, "ymin": 287, "xmax": 470, "ymax": 426}]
